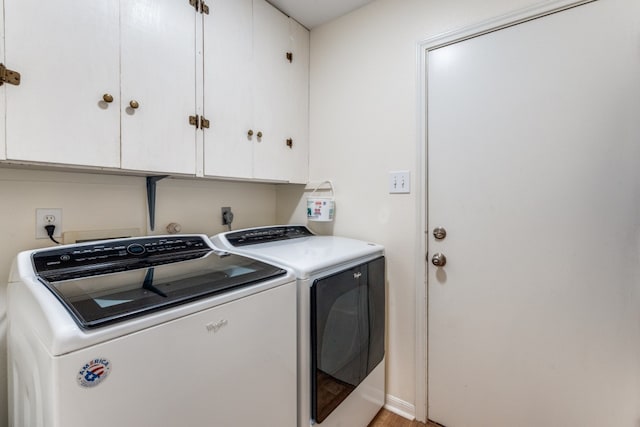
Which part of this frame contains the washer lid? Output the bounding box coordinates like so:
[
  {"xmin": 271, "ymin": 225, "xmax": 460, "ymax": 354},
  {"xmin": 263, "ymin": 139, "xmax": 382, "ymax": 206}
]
[{"xmin": 36, "ymin": 251, "xmax": 286, "ymax": 329}]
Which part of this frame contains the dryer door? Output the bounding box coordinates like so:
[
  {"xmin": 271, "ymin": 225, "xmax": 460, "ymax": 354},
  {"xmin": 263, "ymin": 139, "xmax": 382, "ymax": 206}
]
[{"xmin": 311, "ymin": 256, "xmax": 385, "ymax": 423}]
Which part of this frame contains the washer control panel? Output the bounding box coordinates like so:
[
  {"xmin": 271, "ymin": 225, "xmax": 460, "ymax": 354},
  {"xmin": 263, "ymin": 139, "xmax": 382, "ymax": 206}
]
[{"xmin": 32, "ymin": 235, "xmax": 211, "ymax": 281}]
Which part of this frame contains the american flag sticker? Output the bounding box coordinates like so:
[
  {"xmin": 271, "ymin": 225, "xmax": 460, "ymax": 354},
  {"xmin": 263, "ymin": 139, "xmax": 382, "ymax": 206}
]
[{"xmin": 77, "ymin": 358, "xmax": 112, "ymax": 388}]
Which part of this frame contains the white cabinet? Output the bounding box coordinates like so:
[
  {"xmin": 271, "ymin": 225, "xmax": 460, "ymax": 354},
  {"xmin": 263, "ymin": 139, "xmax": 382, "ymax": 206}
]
[
  {"xmin": 4, "ymin": 0, "xmax": 121, "ymax": 168},
  {"xmin": 120, "ymin": 0, "xmax": 197, "ymax": 174},
  {"xmin": 283, "ymin": 19, "xmax": 310, "ymax": 183},
  {"xmin": 3, "ymin": 0, "xmax": 197, "ymax": 174},
  {"xmin": 202, "ymin": 0, "xmax": 254, "ymax": 179},
  {"xmin": 2, "ymin": 0, "xmax": 308, "ymax": 181},
  {"xmin": 203, "ymin": 0, "xmax": 309, "ymax": 183}
]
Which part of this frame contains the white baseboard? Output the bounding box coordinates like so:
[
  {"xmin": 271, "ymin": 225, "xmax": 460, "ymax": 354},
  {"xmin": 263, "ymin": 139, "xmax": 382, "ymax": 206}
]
[{"xmin": 384, "ymin": 394, "xmax": 416, "ymax": 420}]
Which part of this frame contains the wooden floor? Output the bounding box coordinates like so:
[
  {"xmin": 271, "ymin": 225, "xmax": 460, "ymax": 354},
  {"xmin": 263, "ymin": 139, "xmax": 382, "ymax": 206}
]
[{"xmin": 368, "ymin": 409, "xmax": 441, "ymax": 427}]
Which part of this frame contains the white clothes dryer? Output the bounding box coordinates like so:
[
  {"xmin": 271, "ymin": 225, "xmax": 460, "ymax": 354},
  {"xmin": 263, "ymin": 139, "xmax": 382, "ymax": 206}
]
[
  {"xmin": 211, "ymin": 225, "xmax": 385, "ymax": 427},
  {"xmin": 6, "ymin": 235, "xmax": 297, "ymax": 427}
]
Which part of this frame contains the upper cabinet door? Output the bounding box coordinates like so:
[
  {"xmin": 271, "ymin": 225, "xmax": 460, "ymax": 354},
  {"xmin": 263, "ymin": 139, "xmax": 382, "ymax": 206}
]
[
  {"xmin": 120, "ymin": 0, "xmax": 197, "ymax": 175},
  {"xmin": 203, "ymin": 0, "xmax": 309, "ymax": 183},
  {"xmin": 252, "ymin": 2, "xmax": 310, "ymax": 183},
  {"xmin": 252, "ymin": 0, "xmax": 292, "ymax": 182},
  {"xmin": 282, "ymin": 19, "xmax": 310, "ymax": 184},
  {"xmin": 203, "ymin": 0, "xmax": 254, "ymax": 179},
  {"xmin": 4, "ymin": 0, "xmax": 120, "ymax": 168}
]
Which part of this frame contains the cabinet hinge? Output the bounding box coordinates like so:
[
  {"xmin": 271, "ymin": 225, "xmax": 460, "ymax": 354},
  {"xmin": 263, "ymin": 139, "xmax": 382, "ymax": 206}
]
[
  {"xmin": 190, "ymin": 0, "xmax": 209, "ymax": 14},
  {"xmin": 189, "ymin": 115, "xmax": 209, "ymax": 129},
  {"xmin": 0, "ymin": 64, "xmax": 21, "ymax": 86},
  {"xmin": 286, "ymin": 52, "xmax": 293, "ymax": 63}
]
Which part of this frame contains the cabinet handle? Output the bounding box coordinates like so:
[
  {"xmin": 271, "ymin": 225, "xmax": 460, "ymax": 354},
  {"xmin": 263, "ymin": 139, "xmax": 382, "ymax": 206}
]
[
  {"xmin": 248, "ymin": 129, "xmax": 254, "ymax": 137},
  {"xmin": 257, "ymin": 131, "xmax": 263, "ymax": 138},
  {"xmin": 129, "ymin": 100, "xmax": 139, "ymax": 109},
  {"xmin": 102, "ymin": 93, "xmax": 114, "ymax": 103}
]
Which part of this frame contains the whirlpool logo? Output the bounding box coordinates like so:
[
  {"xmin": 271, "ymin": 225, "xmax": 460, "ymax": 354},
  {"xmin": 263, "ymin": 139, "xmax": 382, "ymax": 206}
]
[{"xmin": 206, "ymin": 319, "xmax": 228, "ymax": 333}]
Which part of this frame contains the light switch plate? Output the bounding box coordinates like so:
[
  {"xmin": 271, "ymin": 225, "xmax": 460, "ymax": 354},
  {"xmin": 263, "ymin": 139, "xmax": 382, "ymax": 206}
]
[{"xmin": 389, "ymin": 171, "xmax": 411, "ymax": 194}]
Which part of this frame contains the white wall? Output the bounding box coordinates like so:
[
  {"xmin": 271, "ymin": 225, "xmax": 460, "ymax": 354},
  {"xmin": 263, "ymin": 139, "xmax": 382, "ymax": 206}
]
[
  {"xmin": 0, "ymin": 167, "xmax": 277, "ymax": 427},
  {"xmin": 278, "ymin": 0, "xmax": 551, "ymax": 417}
]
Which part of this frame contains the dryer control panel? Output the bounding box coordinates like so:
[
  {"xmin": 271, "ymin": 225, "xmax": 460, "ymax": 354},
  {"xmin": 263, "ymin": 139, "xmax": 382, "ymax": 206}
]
[{"xmin": 225, "ymin": 226, "xmax": 314, "ymax": 247}]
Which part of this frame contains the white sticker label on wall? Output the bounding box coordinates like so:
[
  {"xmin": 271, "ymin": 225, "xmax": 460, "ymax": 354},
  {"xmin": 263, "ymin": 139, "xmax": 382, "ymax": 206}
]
[{"xmin": 77, "ymin": 358, "xmax": 112, "ymax": 388}]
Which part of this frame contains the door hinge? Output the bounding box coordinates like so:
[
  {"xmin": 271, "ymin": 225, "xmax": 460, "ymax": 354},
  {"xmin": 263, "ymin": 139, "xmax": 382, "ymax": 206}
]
[
  {"xmin": 190, "ymin": 0, "xmax": 209, "ymax": 14},
  {"xmin": 0, "ymin": 64, "xmax": 21, "ymax": 86},
  {"xmin": 286, "ymin": 52, "xmax": 293, "ymax": 63},
  {"xmin": 189, "ymin": 115, "xmax": 210, "ymax": 129}
]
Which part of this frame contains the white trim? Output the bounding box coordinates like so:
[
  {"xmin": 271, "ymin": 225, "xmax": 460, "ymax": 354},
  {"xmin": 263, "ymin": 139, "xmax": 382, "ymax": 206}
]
[
  {"xmin": 384, "ymin": 394, "xmax": 416, "ymax": 421},
  {"xmin": 413, "ymin": 35, "xmax": 428, "ymax": 424},
  {"xmin": 418, "ymin": 0, "xmax": 594, "ymax": 50},
  {"xmin": 414, "ymin": 0, "xmax": 597, "ymax": 423}
]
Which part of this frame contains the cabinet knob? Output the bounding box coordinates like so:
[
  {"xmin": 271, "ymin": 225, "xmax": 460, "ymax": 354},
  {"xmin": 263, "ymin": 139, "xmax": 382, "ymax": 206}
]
[
  {"xmin": 102, "ymin": 93, "xmax": 114, "ymax": 103},
  {"xmin": 248, "ymin": 129, "xmax": 254, "ymax": 137},
  {"xmin": 286, "ymin": 138, "xmax": 293, "ymax": 148},
  {"xmin": 129, "ymin": 100, "xmax": 139, "ymax": 109},
  {"xmin": 257, "ymin": 131, "xmax": 263, "ymax": 138}
]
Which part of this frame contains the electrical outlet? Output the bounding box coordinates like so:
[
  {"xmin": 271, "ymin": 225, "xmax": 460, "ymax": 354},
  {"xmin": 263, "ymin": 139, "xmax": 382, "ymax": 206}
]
[
  {"xmin": 36, "ymin": 208, "xmax": 62, "ymax": 239},
  {"xmin": 389, "ymin": 171, "xmax": 411, "ymax": 194}
]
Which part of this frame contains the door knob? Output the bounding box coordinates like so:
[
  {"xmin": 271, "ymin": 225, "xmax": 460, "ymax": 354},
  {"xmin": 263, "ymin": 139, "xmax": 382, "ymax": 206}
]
[
  {"xmin": 431, "ymin": 253, "xmax": 447, "ymax": 267},
  {"xmin": 433, "ymin": 227, "xmax": 447, "ymax": 240}
]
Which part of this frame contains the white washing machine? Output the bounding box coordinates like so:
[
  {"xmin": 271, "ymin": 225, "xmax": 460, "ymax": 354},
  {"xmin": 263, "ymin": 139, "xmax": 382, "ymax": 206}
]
[
  {"xmin": 6, "ymin": 234, "xmax": 297, "ymax": 427},
  {"xmin": 211, "ymin": 225, "xmax": 385, "ymax": 427}
]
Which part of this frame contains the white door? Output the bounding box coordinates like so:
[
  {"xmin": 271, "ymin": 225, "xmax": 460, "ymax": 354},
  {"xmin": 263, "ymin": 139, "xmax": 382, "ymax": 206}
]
[
  {"xmin": 120, "ymin": 0, "xmax": 197, "ymax": 174},
  {"xmin": 427, "ymin": 1, "xmax": 640, "ymax": 426},
  {"xmin": 4, "ymin": 0, "xmax": 120, "ymax": 168}
]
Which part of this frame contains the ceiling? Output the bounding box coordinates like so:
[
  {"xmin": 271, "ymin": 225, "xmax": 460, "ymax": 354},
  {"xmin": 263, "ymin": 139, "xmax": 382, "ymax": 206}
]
[{"xmin": 267, "ymin": 0, "xmax": 375, "ymax": 29}]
